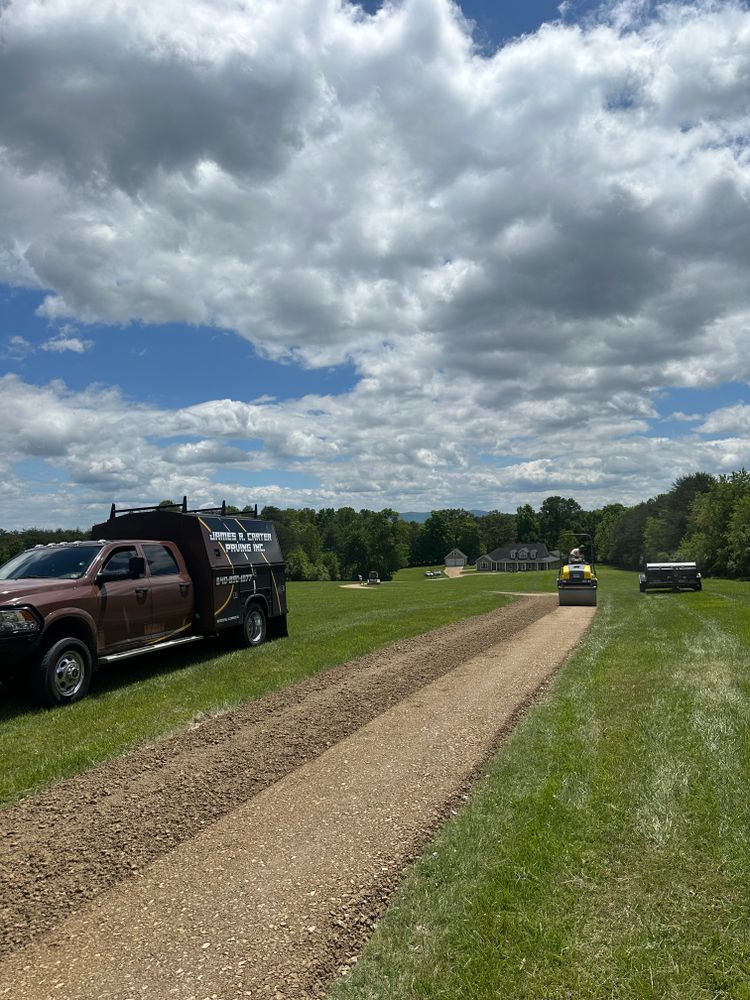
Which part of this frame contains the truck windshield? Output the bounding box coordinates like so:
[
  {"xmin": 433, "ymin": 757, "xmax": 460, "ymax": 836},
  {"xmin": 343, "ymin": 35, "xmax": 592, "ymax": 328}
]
[{"xmin": 0, "ymin": 545, "xmax": 102, "ymax": 580}]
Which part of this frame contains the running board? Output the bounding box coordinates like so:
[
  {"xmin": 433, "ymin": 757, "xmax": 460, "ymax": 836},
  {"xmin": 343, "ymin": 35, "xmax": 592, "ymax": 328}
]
[{"xmin": 100, "ymin": 635, "xmax": 202, "ymax": 664}]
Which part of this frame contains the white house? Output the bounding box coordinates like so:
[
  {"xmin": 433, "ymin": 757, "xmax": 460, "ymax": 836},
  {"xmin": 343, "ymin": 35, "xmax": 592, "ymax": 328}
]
[{"xmin": 475, "ymin": 543, "xmax": 560, "ymax": 572}]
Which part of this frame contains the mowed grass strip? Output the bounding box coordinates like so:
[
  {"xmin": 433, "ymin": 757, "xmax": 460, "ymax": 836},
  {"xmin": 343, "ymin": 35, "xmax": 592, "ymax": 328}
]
[
  {"xmin": 0, "ymin": 568, "xmax": 517, "ymax": 806},
  {"xmin": 331, "ymin": 569, "xmax": 750, "ymax": 1000}
]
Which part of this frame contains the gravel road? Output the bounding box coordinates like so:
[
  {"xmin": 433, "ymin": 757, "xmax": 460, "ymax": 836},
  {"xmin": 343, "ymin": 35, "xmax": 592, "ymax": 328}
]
[{"xmin": 0, "ymin": 595, "xmax": 593, "ymax": 999}]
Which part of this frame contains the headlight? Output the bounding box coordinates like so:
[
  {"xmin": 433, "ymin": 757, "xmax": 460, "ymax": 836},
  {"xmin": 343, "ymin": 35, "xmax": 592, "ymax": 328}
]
[{"xmin": 0, "ymin": 607, "xmax": 41, "ymax": 635}]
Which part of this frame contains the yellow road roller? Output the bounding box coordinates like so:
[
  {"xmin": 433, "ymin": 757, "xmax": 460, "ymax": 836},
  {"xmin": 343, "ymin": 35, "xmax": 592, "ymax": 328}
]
[{"xmin": 557, "ymin": 535, "xmax": 598, "ymax": 606}]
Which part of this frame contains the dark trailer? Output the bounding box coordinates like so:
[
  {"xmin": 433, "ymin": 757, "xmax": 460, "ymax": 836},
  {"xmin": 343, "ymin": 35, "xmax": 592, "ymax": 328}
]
[
  {"xmin": 639, "ymin": 562, "xmax": 702, "ymax": 593},
  {"xmin": 92, "ymin": 501, "xmax": 288, "ymax": 640}
]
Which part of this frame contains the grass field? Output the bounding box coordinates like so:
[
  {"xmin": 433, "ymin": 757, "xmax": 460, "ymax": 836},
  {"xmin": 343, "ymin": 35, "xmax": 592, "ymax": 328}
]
[
  {"xmin": 330, "ymin": 568, "xmax": 750, "ymax": 1000},
  {"xmin": 5, "ymin": 564, "xmax": 749, "ymax": 998},
  {"xmin": 0, "ymin": 567, "xmax": 519, "ymax": 805}
]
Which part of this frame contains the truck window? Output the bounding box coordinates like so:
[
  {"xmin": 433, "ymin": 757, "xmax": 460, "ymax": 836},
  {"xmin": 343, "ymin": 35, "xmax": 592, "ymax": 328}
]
[
  {"xmin": 0, "ymin": 544, "xmax": 102, "ymax": 580},
  {"xmin": 143, "ymin": 544, "xmax": 180, "ymax": 576},
  {"xmin": 102, "ymin": 547, "xmax": 138, "ymax": 574}
]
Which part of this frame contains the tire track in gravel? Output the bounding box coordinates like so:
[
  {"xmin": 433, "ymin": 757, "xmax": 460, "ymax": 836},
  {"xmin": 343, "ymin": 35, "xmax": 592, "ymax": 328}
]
[
  {"xmin": 0, "ymin": 601, "xmax": 594, "ymax": 1000},
  {"xmin": 0, "ymin": 595, "xmax": 555, "ymax": 959}
]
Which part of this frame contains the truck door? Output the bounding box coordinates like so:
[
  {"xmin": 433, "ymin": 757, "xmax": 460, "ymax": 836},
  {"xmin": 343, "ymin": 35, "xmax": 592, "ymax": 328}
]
[
  {"xmin": 96, "ymin": 545, "xmax": 153, "ymax": 651},
  {"xmin": 142, "ymin": 543, "xmax": 193, "ymax": 639}
]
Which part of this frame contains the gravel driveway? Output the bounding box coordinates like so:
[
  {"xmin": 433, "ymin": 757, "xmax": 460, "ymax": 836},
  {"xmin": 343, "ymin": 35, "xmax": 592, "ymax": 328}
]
[{"xmin": 0, "ymin": 595, "xmax": 594, "ymax": 999}]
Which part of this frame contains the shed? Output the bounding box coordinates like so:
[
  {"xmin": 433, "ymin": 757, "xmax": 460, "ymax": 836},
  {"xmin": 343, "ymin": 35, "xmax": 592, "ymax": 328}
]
[{"xmin": 444, "ymin": 548, "xmax": 468, "ymax": 568}]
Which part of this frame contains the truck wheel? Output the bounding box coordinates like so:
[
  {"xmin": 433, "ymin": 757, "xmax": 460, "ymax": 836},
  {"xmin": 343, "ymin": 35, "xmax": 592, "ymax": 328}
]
[
  {"xmin": 34, "ymin": 638, "xmax": 92, "ymax": 706},
  {"xmin": 242, "ymin": 604, "xmax": 267, "ymax": 648}
]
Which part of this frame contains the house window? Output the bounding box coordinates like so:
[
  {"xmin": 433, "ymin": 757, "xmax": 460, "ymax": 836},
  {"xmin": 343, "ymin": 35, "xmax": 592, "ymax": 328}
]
[
  {"xmin": 530, "ymin": 550, "xmax": 537, "ymax": 558},
  {"xmin": 510, "ymin": 550, "xmax": 517, "ymax": 559}
]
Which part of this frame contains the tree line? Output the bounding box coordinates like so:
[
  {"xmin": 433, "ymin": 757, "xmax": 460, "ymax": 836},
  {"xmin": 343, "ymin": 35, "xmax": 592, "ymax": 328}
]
[
  {"xmin": 0, "ymin": 527, "xmax": 89, "ymax": 567},
  {"xmin": 595, "ymin": 469, "xmax": 750, "ymax": 576},
  {"xmin": 1, "ymin": 468, "xmax": 748, "ymax": 579}
]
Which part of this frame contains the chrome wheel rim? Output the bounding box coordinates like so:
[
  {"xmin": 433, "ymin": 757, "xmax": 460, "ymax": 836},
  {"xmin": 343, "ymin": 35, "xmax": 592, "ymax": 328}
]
[
  {"xmin": 246, "ymin": 609, "xmax": 264, "ymax": 644},
  {"xmin": 53, "ymin": 650, "xmax": 86, "ymax": 698}
]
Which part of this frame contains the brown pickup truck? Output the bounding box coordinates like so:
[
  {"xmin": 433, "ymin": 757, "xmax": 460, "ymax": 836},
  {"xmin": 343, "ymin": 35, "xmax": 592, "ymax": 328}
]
[{"xmin": 0, "ymin": 501, "xmax": 287, "ymax": 706}]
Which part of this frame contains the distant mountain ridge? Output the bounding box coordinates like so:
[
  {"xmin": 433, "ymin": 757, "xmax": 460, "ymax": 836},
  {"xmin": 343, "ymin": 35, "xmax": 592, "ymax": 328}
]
[{"xmin": 398, "ymin": 510, "xmax": 489, "ymax": 523}]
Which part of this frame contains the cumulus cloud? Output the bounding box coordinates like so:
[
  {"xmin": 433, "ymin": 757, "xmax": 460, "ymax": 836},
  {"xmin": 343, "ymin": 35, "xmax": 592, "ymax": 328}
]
[
  {"xmin": 1, "ymin": 0, "xmax": 750, "ymax": 524},
  {"xmin": 2, "ymin": 371, "xmax": 749, "ymax": 528},
  {"xmin": 698, "ymin": 403, "xmax": 750, "ymax": 436},
  {"xmin": 4, "ymin": 327, "xmax": 92, "ymax": 356},
  {"xmin": 5, "ymin": 335, "xmax": 32, "ymax": 359},
  {"xmin": 40, "ymin": 334, "xmax": 93, "ymax": 353},
  {"xmin": 666, "ymin": 411, "xmax": 702, "ymax": 423}
]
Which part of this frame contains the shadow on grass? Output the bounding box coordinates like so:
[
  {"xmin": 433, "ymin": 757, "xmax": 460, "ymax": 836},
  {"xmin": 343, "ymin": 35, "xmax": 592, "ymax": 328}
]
[
  {"xmin": 638, "ymin": 589, "xmax": 703, "ymax": 597},
  {"xmin": 0, "ymin": 625, "xmax": 294, "ymax": 722},
  {"xmin": 0, "ymin": 680, "xmax": 32, "ymax": 720},
  {"xmin": 93, "ymin": 638, "xmax": 229, "ymax": 695},
  {"xmin": 0, "ymin": 636, "xmax": 233, "ymax": 722}
]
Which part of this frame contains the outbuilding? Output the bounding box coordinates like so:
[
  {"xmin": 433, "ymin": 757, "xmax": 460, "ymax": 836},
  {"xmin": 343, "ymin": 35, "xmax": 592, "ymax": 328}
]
[{"xmin": 444, "ymin": 548, "xmax": 468, "ymax": 568}]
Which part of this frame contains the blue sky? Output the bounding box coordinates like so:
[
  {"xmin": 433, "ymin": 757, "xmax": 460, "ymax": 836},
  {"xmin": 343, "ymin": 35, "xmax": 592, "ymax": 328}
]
[
  {"xmin": 1, "ymin": 0, "xmax": 750, "ymax": 527},
  {"xmin": 2, "ymin": 287, "xmax": 358, "ymax": 407},
  {"xmin": 362, "ymin": 0, "xmax": 604, "ymax": 42}
]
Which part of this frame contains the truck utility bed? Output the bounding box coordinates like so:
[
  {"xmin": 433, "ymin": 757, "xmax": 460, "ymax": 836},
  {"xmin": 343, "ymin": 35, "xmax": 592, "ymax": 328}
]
[{"xmin": 92, "ymin": 507, "xmax": 287, "ymax": 634}]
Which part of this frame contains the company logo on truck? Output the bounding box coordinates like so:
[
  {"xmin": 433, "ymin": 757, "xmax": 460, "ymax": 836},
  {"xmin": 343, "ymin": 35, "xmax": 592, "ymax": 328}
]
[{"xmin": 209, "ymin": 529, "xmax": 272, "ymax": 554}]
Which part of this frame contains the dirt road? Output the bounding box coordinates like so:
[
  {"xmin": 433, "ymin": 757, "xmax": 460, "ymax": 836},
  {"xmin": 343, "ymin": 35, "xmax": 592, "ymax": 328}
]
[{"xmin": 0, "ymin": 596, "xmax": 594, "ymax": 999}]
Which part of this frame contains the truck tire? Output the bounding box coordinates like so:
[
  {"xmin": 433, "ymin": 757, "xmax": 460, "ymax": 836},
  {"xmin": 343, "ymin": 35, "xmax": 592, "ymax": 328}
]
[
  {"xmin": 34, "ymin": 638, "xmax": 92, "ymax": 706},
  {"xmin": 242, "ymin": 603, "xmax": 267, "ymax": 648}
]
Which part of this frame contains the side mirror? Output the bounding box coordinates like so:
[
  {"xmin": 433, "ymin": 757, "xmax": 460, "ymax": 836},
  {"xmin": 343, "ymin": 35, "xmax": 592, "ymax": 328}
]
[
  {"xmin": 96, "ymin": 567, "xmax": 130, "ymax": 584},
  {"xmin": 96, "ymin": 556, "xmax": 146, "ymax": 585},
  {"xmin": 129, "ymin": 556, "xmax": 146, "ymax": 579}
]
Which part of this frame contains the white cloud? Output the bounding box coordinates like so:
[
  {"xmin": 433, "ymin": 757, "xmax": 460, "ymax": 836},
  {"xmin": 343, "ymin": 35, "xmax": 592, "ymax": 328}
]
[
  {"xmin": 1, "ymin": 0, "xmax": 750, "ymax": 524},
  {"xmin": 1, "ymin": 371, "xmax": 749, "ymax": 528},
  {"xmin": 697, "ymin": 403, "xmax": 750, "ymax": 436},
  {"xmin": 40, "ymin": 334, "xmax": 93, "ymax": 353},
  {"xmin": 5, "ymin": 335, "xmax": 32, "ymax": 359},
  {"xmin": 666, "ymin": 411, "xmax": 702, "ymax": 423},
  {"xmin": 3, "ymin": 330, "xmax": 93, "ymax": 357}
]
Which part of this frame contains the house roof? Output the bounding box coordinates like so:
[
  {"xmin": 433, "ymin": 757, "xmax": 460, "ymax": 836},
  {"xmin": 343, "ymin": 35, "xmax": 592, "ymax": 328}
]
[
  {"xmin": 479, "ymin": 542, "xmax": 554, "ymax": 562},
  {"xmin": 445, "ymin": 548, "xmax": 467, "ymax": 558}
]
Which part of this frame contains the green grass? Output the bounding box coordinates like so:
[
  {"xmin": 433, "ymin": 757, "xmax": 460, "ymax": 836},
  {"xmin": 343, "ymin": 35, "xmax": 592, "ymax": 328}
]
[
  {"xmin": 331, "ymin": 569, "xmax": 750, "ymax": 1000},
  {"xmin": 470, "ymin": 566, "xmax": 558, "ymax": 593},
  {"xmin": 0, "ymin": 567, "xmax": 520, "ymax": 805},
  {"xmin": 9, "ymin": 565, "xmax": 748, "ymax": 997}
]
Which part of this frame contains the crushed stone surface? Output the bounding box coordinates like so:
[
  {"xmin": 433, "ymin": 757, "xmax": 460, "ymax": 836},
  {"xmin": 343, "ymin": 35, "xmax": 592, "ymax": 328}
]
[{"xmin": 0, "ymin": 596, "xmax": 594, "ymax": 998}]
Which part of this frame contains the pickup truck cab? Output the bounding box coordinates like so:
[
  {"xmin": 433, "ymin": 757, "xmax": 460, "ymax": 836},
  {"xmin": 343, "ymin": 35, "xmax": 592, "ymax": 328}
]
[{"xmin": 0, "ymin": 500, "xmax": 287, "ymax": 706}]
